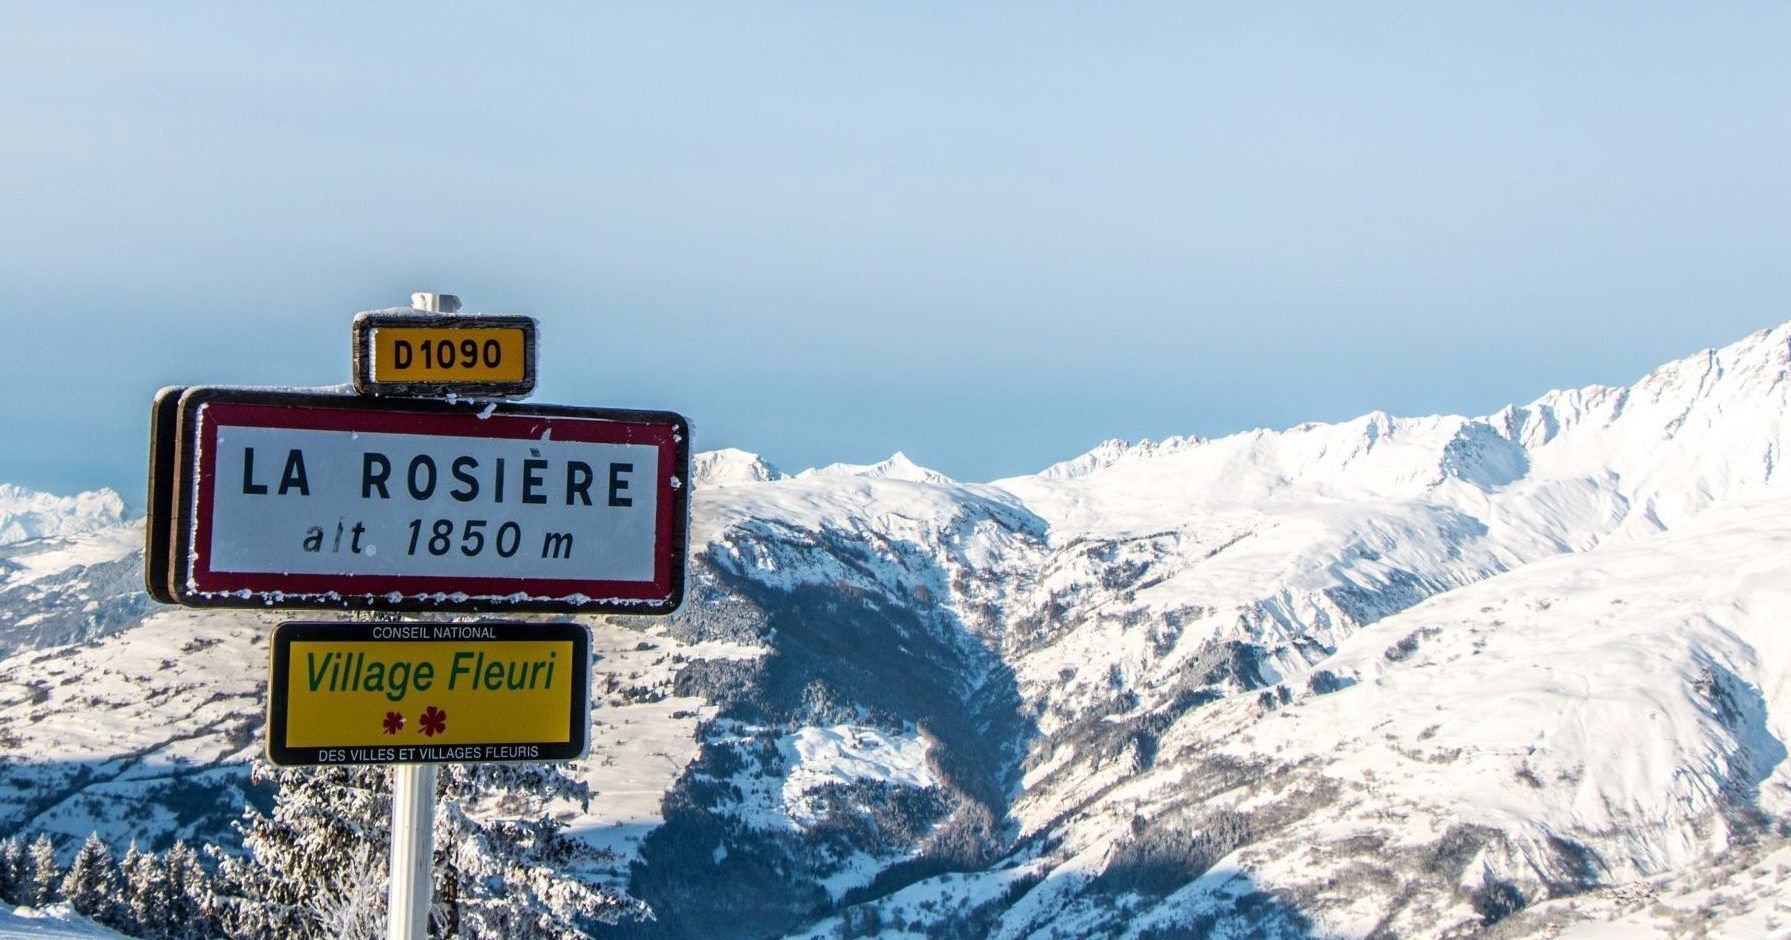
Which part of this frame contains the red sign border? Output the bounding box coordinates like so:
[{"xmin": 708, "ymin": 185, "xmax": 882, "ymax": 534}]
[{"xmin": 166, "ymin": 387, "xmax": 689, "ymax": 614}]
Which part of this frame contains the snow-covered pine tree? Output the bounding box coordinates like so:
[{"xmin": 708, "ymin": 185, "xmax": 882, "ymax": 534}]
[
  {"xmin": 217, "ymin": 759, "xmax": 646, "ymax": 937},
  {"xmin": 309, "ymin": 839, "xmax": 387, "ymax": 939},
  {"xmin": 214, "ymin": 763, "xmax": 390, "ymax": 939},
  {"xmin": 121, "ymin": 845, "xmax": 156, "ymax": 933},
  {"xmin": 434, "ymin": 763, "xmax": 645, "ymax": 936},
  {"xmin": 26, "ymin": 833, "xmax": 60, "ymax": 907},
  {"xmin": 0, "ymin": 836, "xmax": 20, "ymax": 904},
  {"xmin": 58, "ymin": 832, "xmax": 120, "ymax": 925},
  {"xmin": 122, "ymin": 843, "xmax": 176, "ymax": 938},
  {"xmin": 164, "ymin": 841, "xmax": 221, "ymax": 940}
]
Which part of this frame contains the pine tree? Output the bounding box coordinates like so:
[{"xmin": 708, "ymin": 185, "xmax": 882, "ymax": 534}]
[
  {"xmin": 308, "ymin": 839, "xmax": 387, "ymax": 940},
  {"xmin": 26, "ymin": 833, "xmax": 60, "ymax": 907},
  {"xmin": 215, "ymin": 759, "xmax": 645, "ymax": 938},
  {"xmin": 213, "ymin": 763, "xmax": 391, "ymax": 939},
  {"xmin": 434, "ymin": 763, "xmax": 645, "ymax": 937},
  {"xmin": 58, "ymin": 832, "xmax": 120, "ymax": 924},
  {"xmin": 122, "ymin": 843, "xmax": 172, "ymax": 937},
  {"xmin": 0, "ymin": 836, "xmax": 20, "ymax": 905},
  {"xmin": 163, "ymin": 841, "xmax": 221, "ymax": 940}
]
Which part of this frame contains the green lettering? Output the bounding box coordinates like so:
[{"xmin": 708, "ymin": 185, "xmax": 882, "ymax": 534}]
[
  {"xmin": 449, "ymin": 652, "xmax": 474, "ymax": 689},
  {"xmin": 387, "ymin": 661, "xmax": 411, "ymax": 703},
  {"xmin": 414, "ymin": 661, "xmax": 434, "ymax": 691},
  {"xmin": 306, "ymin": 652, "xmax": 332, "ymax": 692}
]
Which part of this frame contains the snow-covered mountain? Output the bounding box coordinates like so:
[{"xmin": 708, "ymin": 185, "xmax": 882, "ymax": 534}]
[
  {"xmin": 691, "ymin": 448, "xmax": 786, "ymax": 488},
  {"xmin": 0, "ymin": 487, "xmax": 125, "ymax": 546},
  {"xmin": 4, "ymin": 322, "xmax": 1791, "ymax": 937},
  {"xmin": 0, "ymin": 504, "xmax": 148, "ymax": 659},
  {"xmin": 795, "ymin": 451, "xmax": 957, "ymax": 486}
]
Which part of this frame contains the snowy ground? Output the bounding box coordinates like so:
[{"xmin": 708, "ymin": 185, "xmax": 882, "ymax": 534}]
[
  {"xmin": 0, "ymin": 608, "xmax": 271, "ymax": 849},
  {"xmin": 1536, "ymin": 841, "xmax": 1791, "ymax": 938},
  {"xmin": 566, "ymin": 625, "xmax": 764, "ymax": 872},
  {"xmin": 779, "ymin": 724, "xmax": 935, "ymax": 826},
  {"xmin": 0, "ymin": 526, "xmax": 139, "ymax": 590},
  {"xmin": 0, "ymin": 905, "xmax": 125, "ymax": 939}
]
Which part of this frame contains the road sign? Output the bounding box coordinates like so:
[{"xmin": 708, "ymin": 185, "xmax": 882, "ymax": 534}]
[
  {"xmin": 153, "ymin": 386, "xmax": 688, "ymax": 613},
  {"xmin": 353, "ymin": 310, "xmax": 538, "ymax": 398},
  {"xmin": 266, "ymin": 620, "xmax": 590, "ymax": 766}
]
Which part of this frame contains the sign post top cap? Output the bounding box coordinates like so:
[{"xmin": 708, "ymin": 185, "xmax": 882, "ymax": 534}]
[{"xmin": 411, "ymin": 292, "xmax": 461, "ymax": 314}]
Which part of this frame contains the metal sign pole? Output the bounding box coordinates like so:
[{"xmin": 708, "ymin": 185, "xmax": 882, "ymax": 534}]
[
  {"xmin": 388, "ymin": 750, "xmax": 438, "ymax": 937},
  {"xmin": 386, "ymin": 292, "xmax": 450, "ymax": 940}
]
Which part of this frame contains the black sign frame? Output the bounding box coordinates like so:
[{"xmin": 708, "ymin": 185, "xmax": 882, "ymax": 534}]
[
  {"xmin": 144, "ymin": 385, "xmax": 187, "ymax": 605},
  {"xmin": 266, "ymin": 619, "xmax": 591, "ymax": 767},
  {"xmin": 152, "ymin": 386, "xmax": 689, "ymax": 614},
  {"xmin": 352, "ymin": 310, "xmax": 539, "ymax": 398}
]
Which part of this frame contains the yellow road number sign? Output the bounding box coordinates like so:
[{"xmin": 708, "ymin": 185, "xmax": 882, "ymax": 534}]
[
  {"xmin": 267, "ymin": 620, "xmax": 588, "ymax": 765},
  {"xmin": 351, "ymin": 311, "xmax": 538, "ymax": 398},
  {"xmin": 372, "ymin": 326, "xmax": 527, "ymax": 383}
]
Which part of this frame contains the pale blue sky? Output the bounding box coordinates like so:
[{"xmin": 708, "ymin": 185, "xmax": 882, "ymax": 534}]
[{"xmin": 4, "ymin": 2, "xmax": 1789, "ymax": 498}]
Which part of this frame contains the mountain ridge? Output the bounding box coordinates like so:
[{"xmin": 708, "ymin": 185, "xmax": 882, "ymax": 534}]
[{"xmin": 0, "ymin": 486, "xmax": 126, "ymax": 546}]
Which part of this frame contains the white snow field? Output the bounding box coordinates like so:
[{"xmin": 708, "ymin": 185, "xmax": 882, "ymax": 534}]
[
  {"xmin": 0, "ymin": 525, "xmax": 139, "ymax": 589},
  {"xmin": 0, "ymin": 905, "xmax": 126, "ymax": 939}
]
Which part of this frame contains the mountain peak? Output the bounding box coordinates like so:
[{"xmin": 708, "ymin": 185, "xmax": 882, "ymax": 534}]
[
  {"xmin": 690, "ymin": 448, "xmax": 786, "ymax": 488},
  {"xmin": 797, "ymin": 452, "xmax": 955, "ymax": 485},
  {"xmin": 0, "ymin": 485, "xmax": 127, "ymax": 545},
  {"xmin": 1026, "ymin": 435, "xmax": 1206, "ymax": 481}
]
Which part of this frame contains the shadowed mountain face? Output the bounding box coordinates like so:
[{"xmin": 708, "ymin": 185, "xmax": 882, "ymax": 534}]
[{"xmin": 4, "ymin": 323, "xmax": 1791, "ymax": 937}]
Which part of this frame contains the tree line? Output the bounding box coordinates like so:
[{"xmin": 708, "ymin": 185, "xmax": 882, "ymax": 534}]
[{"xmin": 0, "ymin": 761, "xmax": 641, "ymax": 938}]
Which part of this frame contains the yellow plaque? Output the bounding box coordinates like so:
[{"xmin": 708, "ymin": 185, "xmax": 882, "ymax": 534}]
[
  {"xmin": 268, "ymin": 621, "xmax": 588, "ymax": 765},
  {"xmin": 352, "ymin": 312, "xmax": 537, "ymax": 397},
  {"xmin": 371, "ymin": 326, "xmax": 528, "ymax": 383}
]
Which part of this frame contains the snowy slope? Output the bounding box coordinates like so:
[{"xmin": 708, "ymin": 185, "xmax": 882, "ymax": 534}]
[
  {"xmin": 0, "ymin": 905, "xmax": 127, "ymax": 939},
  {"xmin": 961, "ymin": 493, "xmax": 1791, "ymax": 938},
  {"xmin": 992, "ymin": 324, "xmax": 1791, "ymax": 742},
  {"xmin": 0, "ymin": 522, "xmax": 150, "ymax": 658},
  {"xmin": 704, "ymin": 322, "xmax": 1791, "ymax": 938}
]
